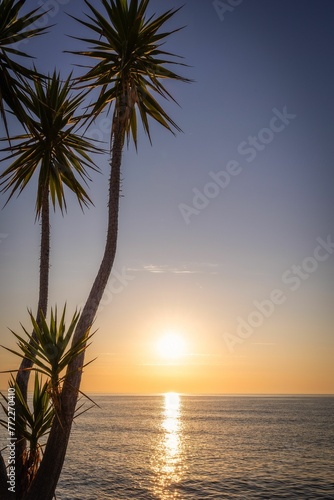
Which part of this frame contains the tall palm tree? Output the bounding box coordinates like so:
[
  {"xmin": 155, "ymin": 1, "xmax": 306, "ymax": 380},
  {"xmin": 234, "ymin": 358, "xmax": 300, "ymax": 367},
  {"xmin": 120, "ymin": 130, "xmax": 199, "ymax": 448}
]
[
  {"xmin": 0, "ymin": 71, "xmax": 99, "ymax": 496},
  {"xmin": 25, "ymin": 1, "xmax": 190, "ymax": 498},
  {"xmin": 0, "ymin": 0, "xmax": 49, "ymax": 136},
  {"xmin": 1, "ymin": 70, "xmax": 99, "ymax": 328}
]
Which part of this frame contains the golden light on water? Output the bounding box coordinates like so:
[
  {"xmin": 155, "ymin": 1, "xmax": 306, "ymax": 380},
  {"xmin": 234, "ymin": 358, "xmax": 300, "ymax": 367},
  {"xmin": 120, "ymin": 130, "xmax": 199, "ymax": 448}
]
[
  {"xmin": 163, "ymin": 393, "xmax": 181, "ymax": 462},
  {"xmin": 152, "ymin": 393, "xmax": 185, "ymax": 498},
  {"xmin": 164, "ymin": 392, "xmax": 181, "ymax": 411}
]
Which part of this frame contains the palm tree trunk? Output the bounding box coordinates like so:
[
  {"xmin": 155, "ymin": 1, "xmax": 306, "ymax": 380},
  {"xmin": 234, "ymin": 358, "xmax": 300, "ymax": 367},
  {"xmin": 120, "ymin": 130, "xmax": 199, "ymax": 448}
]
[
  {"xmin": 17, "ymin": 183, "xmax": 50, "ymax": 394},
  {"xmin": 15, "ymin": 184, "xmax": 50, "ymax": 497},
  {"xmin": 23, "ymin": 118, "xmax": 124, "ymax": 500}
]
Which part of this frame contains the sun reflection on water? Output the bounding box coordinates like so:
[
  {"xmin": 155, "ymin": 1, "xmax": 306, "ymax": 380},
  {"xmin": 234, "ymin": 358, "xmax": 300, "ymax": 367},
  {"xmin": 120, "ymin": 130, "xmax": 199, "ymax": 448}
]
[{"xmin": 151, "ymin": 392, "xmax": 185, "ymax": 499}]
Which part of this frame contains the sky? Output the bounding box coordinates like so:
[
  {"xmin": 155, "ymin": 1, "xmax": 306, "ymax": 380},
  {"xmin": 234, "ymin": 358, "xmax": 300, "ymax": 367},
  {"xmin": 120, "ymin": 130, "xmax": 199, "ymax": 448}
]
[{"xmin": 0, "ymin": 0, "xmax": 333, "ymax": 394}]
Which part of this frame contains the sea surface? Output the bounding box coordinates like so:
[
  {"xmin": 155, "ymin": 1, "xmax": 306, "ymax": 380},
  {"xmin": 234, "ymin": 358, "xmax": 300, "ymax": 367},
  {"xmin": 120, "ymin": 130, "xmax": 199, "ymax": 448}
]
[{"xmin": 54, "ymin": 395, "xmax": 334, "ymax": 499}]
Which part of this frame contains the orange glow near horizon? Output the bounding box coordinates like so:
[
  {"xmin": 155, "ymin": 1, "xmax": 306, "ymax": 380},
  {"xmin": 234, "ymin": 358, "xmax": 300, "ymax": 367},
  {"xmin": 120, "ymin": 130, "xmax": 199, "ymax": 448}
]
[{"xmin": 1, "ymin": 316, "xmax": 333, "ymax": 395}]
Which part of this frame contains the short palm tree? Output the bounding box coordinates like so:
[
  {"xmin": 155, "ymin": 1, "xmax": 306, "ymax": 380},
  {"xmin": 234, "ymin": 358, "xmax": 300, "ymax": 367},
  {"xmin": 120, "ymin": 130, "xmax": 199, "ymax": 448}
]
[
  {"xmin": 0, "ymin": 71, "xmax": 99, "ymax": 494},
  {"xmin": 3, "ymin": 306, "xmax": 94, "ymax": 411},
  {"xmin": 25, "ymin": 2, "xmax": 190, "ymax": 499},
  {"xmin": 0, "ymin": 0, "xmax": 49, "ymax": 136},
  {"xmin": 0, "ymin": 375, "xmax": 55, "ymax": 493},
  {"xmin": 0, "ymin": 305, "xmax": 94, "ymax": 495}
]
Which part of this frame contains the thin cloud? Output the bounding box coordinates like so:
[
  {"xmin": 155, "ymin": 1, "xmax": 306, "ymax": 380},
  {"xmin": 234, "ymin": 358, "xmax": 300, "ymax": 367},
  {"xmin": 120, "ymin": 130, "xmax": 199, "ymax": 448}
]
[
  {"xmin": 127, "ymin": 262, "xmax": 219, "ymax": 275},
  {"xmin": 251, "ymin": 343, "xmax": 277, "ymax": 346}
]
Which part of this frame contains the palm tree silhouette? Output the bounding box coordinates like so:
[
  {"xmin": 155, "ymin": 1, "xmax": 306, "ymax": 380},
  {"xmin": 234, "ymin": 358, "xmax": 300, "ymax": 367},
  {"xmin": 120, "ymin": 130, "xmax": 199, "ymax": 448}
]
[
  {"xmin": 0, "ymin": 71, "xmax": 99, "ymax": 495},
  {"xmin": 25, "ymin": 1, "xmax": 190, "ymax": 498}
]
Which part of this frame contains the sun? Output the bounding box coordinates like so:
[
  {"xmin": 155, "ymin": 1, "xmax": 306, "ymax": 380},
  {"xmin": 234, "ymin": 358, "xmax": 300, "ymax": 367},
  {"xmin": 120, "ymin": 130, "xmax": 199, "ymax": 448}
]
[{"xmin": 156, "ymin": 332, "xmax": 186, "ymax": 360}]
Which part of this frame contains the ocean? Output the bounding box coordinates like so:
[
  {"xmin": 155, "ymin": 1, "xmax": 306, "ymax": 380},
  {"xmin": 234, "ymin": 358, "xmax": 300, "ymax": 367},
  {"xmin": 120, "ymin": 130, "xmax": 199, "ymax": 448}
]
[{"xmin": 55, "ymin": 395, "xmax": 334, "ymax": 499}]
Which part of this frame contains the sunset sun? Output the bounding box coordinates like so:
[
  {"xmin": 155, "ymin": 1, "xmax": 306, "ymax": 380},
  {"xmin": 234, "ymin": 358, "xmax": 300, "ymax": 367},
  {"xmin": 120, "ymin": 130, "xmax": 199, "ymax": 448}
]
[{"xmin": 156, "ymin": 332, "xmax": 186, "ymax": 361}]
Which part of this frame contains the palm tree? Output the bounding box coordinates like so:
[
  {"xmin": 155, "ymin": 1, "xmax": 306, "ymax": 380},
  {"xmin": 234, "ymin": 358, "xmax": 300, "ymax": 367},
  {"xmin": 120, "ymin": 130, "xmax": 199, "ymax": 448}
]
[
  {"xmin": 0, "ymin": 305, "xmax": 94, "ymax": 496},
  {"xmin": 0, "ymin": 0, "xmax": 49, "ymax": 136},
  {"xmin": 24, "ymin": 1, "xmax": 190, "ymax": 498},
  {"xmin": 0, "ymin": 3, "xmax": 49, "ymax": 496},
  {"xmin": 1, "ymin": 69, "xmax": 99, "ymax": 337},
  {"xmin": 0, "ymin": 374, "xmax": 55, "ymax": 493},
  {"xmin": 0, "ymin": 71, "xmax": 99, "ymax": 496}
]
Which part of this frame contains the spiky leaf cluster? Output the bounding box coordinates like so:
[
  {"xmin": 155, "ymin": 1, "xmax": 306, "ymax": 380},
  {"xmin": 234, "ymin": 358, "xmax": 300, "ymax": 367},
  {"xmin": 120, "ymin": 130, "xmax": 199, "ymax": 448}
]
[
  {"xmin": 70, "ymin": 0, "xmax": 191, "ymax": 147},
  {"xmin": 1, "ymin": 306, "xmax": 94, "ymax": 402},
  {"xmin": 1, "ymin": 375, "xmax": 54, "ymax": 448},
  {"xmin": 0, "ymin": 72, "xmax": 101, "ymax": 216},
  {"xmin": 0, "ymin": 0, "xmax": 49, "ymax": 134},
  {"xmin": 1, "ymin": 374, "xmax": 54, "ymax": 482}
]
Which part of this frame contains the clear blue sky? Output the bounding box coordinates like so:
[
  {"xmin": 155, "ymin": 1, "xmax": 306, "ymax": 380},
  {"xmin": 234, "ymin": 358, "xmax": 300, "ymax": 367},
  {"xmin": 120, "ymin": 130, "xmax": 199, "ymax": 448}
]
[{"xmin": 1, "ymin": 0, "xmax": 333, "ymax": 393}]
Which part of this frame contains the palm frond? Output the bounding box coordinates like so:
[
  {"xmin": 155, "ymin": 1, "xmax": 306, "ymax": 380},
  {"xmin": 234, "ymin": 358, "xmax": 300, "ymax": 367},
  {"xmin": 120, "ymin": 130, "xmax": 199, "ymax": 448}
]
[
  {"xmin": 0, "ymin": 0, "xmax": 50, "ymax": 132},
  {"xmin": 68, "ymin": 0, "xmax": 192, "ymax": 147},
  {"xmin": 0, "ymin": 71, "xmax": 101, "ymax": 217},
  {"xmin": 0, "ymin": 305, "xmax": 94, "ymax": 408},
  {"xmin": 1, "ymin": 374, "xmax": 54, "ymax": 445},
  {"xmin": 1, "ymin": 373, "xmax": 54, "ymax": 486}
]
